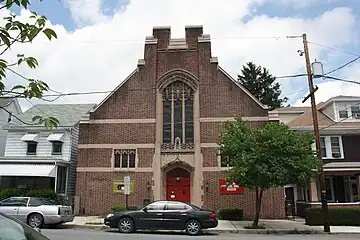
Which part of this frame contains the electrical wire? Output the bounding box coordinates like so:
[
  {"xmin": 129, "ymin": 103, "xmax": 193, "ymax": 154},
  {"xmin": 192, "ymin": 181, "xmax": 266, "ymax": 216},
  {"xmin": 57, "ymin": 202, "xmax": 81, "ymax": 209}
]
[{"xmin": 307, "ymin": 41, "xmax": 360, "ymax": 57}]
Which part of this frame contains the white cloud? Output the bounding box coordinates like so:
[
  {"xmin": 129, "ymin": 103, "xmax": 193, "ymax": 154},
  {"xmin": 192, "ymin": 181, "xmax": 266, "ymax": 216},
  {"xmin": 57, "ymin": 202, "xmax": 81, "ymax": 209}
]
[
  {"xmin": 64, "ymin": 0, "xmax": 110, "ymax": 26},
  {"xmin": 2, "ymin": 0, "xmax": 359, "ymax": 111},
  {"xmin": 273, "ymin": 0, "xmax": 340, "ymax": 9}
]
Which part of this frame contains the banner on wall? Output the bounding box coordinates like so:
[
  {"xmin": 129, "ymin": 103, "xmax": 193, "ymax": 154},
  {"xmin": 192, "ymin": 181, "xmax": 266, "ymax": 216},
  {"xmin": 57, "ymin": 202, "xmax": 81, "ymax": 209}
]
[
  {"xmin": 219, "ymin": 179, "xmax": 244, "ymax": 194},
  {"xmin": 113, "ymin": 180, "xmax": 135, "ymax": 194}
]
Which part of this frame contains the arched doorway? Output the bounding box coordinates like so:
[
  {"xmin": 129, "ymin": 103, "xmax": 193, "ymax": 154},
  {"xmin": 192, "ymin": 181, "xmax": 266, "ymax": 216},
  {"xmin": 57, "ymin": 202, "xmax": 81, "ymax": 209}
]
[{"xmin": 166, "ymin": 168, "xmax": 190, "ymax": 203}]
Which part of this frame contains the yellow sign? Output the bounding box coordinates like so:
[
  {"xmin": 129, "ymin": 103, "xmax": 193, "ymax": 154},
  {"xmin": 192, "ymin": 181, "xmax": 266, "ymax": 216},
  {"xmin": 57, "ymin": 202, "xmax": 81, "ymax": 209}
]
[{"xmin": 113, "ymin": 180, "xmax": 135, "ymax": 194}]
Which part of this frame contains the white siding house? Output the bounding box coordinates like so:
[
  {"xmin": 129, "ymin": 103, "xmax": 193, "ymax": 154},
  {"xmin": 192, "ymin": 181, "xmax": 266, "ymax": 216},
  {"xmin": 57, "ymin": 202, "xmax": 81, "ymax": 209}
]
[
  {"xmin": 0, "ymin": 99, "xmax": 22, "ymax": 156},
  {"xmin": 0, "ymin": 104, "xmax": 95, "ymax": 197}
]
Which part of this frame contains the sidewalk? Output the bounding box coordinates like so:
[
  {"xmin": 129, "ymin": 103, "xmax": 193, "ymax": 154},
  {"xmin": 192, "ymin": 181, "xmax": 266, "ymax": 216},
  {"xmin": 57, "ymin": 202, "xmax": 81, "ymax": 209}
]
[{"xmin": 64, "ymin": 216, "xmax": 360, "ymax": 234}]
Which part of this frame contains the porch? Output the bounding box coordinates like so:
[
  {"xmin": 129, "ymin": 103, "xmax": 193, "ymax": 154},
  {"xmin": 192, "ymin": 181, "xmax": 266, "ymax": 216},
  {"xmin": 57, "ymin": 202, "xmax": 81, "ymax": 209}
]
[{"xmin": 0, "ymin": 163, "xmax": 68, "ymax": 194}]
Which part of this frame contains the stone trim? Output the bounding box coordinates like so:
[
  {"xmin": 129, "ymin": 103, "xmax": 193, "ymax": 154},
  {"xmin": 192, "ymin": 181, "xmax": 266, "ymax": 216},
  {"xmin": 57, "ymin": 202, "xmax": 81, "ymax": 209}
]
[
  {"xmin": 200, "ymin": 117, "xmax": 269, "ymax": 122},
  {"xmin": 202, "ymin": 167, "xmax": 232, "ymax": 172},
  {"xmin": 85, "ymin": 118, "xmax": 156, "ymax": 124},
  {"xmin": 78, "ymin": 144, "xmax": 155, "ymax": 149},
  {"xmin": 76, "ymin": 167, "xmax": 153, "ymax": 172},
  {"xmin": 201, "ymin": 143, "xmax": 219, "ymax": 148}
]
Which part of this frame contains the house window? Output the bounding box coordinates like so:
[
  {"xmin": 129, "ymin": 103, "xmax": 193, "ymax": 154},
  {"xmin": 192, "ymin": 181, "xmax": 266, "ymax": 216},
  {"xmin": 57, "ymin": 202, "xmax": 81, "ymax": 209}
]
[
  {"xmin": 339, "ymin": 110, "xmax": 348, "ymax": 119},
  {"xmin": 114, "ymin": 149, "xmax": 136, "ymax": 168},
  {"xmin": 330, "ymin": 137, "xmax": 341, "ymax": 158},
  {"xmin": 26, "ymin": 142, "xmax": 37, "ymax": 155},
  {"xmin": 162, "ymin": 81, "xmax": 194, "ymax": 145},
  {"xmin": 52, "ymin": 141, "xmax": 63, "ymax": 155},
  {"xmin": 351, "ymin": 105, "xmax": 360, "ymax": 118},
  {"xmin": 320, "ymin": 136, "xmax": 343, "ymax": 159},
  {"xmin": 320, "ymin": 137, "xmax": 326, "ymax": 157}
]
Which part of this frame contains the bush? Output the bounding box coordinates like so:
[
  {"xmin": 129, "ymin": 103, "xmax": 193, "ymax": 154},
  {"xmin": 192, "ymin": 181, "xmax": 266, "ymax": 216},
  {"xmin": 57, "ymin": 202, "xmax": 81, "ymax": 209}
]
[
  {"xmin": 111, "ymin": 204, "xmax": 138, "ymax": 212},
  {"xmin": 305, "ymin": 207, "xmax": 360, "ymax": 226},
  {"xmin": 217, "ymin": 208, "xmax": 244, "ymax": 220},
  {"xmin": 0, "ymin": 189, "xmax": 57, "ymax": 201}
]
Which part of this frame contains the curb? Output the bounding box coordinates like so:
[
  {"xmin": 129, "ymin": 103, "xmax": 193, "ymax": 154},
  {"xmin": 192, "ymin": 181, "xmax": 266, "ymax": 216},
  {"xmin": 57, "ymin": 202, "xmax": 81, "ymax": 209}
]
[
  {"xmin": 62, "ymin": 224, "xmax": 360, "ymax": 235},
  {"xmin": 203, "ymin": 229, "xmax": 324, "ymax": 235}
]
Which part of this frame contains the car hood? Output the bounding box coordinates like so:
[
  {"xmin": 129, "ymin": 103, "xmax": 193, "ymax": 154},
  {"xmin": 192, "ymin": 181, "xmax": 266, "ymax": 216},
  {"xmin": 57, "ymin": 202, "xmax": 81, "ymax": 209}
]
[{"xmin": 113, "ymin": 210, "xmax": 139, "ymax": 215}]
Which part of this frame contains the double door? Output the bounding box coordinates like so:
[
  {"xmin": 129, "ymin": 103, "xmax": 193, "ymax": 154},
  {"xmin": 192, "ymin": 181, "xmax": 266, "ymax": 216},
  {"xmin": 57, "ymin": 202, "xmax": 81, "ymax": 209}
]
[{"xmin": 166, "ymin": 177, "xmax": 190, "ymax": 203}]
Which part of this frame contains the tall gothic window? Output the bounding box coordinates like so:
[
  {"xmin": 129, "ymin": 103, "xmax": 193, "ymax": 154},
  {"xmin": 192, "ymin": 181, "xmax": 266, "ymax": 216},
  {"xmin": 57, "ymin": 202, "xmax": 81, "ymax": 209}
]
[{"xmin": 162, "ymin": 81, "xmax": 194, "ymax": 146}]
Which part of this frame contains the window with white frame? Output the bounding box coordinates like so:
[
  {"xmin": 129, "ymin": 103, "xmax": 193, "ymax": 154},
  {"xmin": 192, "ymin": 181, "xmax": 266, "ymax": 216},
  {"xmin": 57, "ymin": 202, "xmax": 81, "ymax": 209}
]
[
  {"xmin": 319, "ymin": 136, "xmax": 343, "ymax": 159},
  {"xmin": 338, "ymin": 103, "xmax": 360, "ymax": 120},
  {"xmin": 114, "ymin": 149, "xmax": 136, "ymax": 168}
]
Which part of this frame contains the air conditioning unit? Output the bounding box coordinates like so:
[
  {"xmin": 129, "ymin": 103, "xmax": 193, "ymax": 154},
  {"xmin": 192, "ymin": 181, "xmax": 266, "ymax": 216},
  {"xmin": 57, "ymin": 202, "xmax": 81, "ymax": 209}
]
[
  {"xmin": 354, "ymin": 113, "xmax": 360, "ymax": 119},
  {"xmin": 332, "ymin": 152, "xmax": 341, "ymax": 158}
]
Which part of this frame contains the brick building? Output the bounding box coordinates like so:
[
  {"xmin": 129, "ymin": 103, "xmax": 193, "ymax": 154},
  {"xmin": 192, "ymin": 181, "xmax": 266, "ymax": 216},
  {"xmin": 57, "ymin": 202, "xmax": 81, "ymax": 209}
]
[{"xmin": 76, "ymin": 25, "xmax": 285, "ymax": 218}]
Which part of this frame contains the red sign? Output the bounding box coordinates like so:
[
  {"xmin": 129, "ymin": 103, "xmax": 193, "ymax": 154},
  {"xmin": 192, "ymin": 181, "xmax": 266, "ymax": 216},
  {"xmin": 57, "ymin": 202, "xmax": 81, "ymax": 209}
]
[{"xmin": 219, "ymin": 179, "xmax": 245, "ymax": 194}]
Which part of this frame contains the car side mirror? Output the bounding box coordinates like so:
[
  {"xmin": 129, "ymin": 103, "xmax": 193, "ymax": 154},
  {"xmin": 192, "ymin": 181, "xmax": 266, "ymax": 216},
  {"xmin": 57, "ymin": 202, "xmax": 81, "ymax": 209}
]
[{"xmin": 143, "ymin": 207, "xmax": 148, "ymax": 212}]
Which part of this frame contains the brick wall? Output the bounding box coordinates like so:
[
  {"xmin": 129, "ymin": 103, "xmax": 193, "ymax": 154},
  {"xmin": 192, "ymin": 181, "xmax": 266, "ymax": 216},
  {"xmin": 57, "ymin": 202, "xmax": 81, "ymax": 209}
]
[
  {"xmin": 76, "ymin": 172, "xmax": 152, "ymax": 215},
  {"xmin": 78, "ymin": 123, "xmax": 155, "ymax": 144},
  {"xmin": 203, "ymin": 171, "xmax": 285, "ymax": 219},
  {"xmin": 77, "ymin": 148, "xmax": 112, "ymax": 167},
  {"xmin": 137, "ymin": 148, "xmax": 155, "ymax": 168},
  {"xmin": 90, "ymin": 70, "xmax": 156, "ymax": 120},
  {"xmin": 202, "ymin": 148, "xmax": 218, "ymax": 167}
]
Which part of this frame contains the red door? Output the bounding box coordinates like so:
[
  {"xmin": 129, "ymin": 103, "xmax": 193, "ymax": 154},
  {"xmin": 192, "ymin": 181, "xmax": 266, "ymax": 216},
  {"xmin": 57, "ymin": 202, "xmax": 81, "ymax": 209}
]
[{"xmin": 166, "ymin": 168, "xmax": 190, "ymax": 203}]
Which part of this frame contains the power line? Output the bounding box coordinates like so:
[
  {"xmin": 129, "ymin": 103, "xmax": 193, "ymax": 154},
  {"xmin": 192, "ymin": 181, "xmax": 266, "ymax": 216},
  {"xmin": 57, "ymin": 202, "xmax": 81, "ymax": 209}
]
[
  {"xmin": 323, "ymin": 75, "xmax": 360, "ymax": 86},
  {"xmin": 307, "ymin": 41, "xmax": 360, "ymax": 57},
  {"xmin": 324, "ymin": 56, "xmax": 360, "ymax": 76}
]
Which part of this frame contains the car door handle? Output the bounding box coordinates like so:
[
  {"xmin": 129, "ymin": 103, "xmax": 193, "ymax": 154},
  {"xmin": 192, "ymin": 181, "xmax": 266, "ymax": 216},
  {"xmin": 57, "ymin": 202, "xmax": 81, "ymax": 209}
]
[
  {"xmin": 156, "ymin": 213, "xmax": 163, "ymax": 216},
  {"xmin": 180, "ymin": 213, "xmax": 187, "ymax": 216}
]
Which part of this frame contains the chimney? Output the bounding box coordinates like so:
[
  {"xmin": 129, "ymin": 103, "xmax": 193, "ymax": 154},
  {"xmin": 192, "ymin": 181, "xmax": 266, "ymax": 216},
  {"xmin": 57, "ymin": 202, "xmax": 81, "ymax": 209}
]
[
  {"xmin": 185, "ymin": 25, "xmax": 203, "ymax": 48},
  {"xmin": 152, "ymin": 26, "xmax": 171, "ymax": 49}
]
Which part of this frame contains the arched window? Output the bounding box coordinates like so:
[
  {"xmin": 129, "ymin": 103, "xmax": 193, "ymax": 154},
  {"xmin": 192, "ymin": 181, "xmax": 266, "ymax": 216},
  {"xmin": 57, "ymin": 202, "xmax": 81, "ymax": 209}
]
[{"xmin": 162, "ymin": 80, "xmax": 194, "ymax": 146}]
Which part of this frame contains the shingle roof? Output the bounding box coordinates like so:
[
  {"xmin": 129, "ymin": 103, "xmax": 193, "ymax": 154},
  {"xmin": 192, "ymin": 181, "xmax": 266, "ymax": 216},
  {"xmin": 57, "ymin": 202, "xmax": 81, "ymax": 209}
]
[
  {"xmin": 287, "ymin": 102, "xmax": 360, "ymax": 128},
  {"xmin": 7, "ymin": 103, "xmax": 95, "ymax": 128}
]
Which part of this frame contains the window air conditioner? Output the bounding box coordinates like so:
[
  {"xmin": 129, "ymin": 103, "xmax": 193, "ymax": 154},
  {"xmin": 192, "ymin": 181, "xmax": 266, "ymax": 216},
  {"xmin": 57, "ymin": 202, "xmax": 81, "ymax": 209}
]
[{"xmin": 332, "ymin": 152, "xmax": 341, "ymax": 158}]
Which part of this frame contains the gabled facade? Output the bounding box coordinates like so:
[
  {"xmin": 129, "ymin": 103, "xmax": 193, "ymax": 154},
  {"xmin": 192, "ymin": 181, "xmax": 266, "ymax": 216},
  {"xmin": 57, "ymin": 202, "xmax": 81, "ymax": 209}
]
[
  {"xmin": 76, "ymin": 25, "xmax": 285, "ymax": 218},
  {"xmin": 0, "ymin": 99, "xmax": 22, "ymax": 156},
  {"xmin": 0, "ymin": 104, "xmax": 95, "ymax": 198},
  {"xmin": 270, "ymin": 96, "xmax": 360, "ymax": 216}
]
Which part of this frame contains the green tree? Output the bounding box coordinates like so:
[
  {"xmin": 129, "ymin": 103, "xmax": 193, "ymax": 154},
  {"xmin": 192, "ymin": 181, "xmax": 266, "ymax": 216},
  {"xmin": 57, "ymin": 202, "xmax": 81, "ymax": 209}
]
[
  {"xmin": 238, "ymin": 62, "xmax": 288, "ymax": 110},
  {"xmin": 219, "ymin": 120, "xmax": 321, "ymax": 228},
  {"xmin": 0, "ymin": 0, "xmax": 59, "ymax": 128}
]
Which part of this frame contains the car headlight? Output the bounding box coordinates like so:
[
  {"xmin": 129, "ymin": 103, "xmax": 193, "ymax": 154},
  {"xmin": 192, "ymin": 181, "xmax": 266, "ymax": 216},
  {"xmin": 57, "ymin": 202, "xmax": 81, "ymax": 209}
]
[{"xmin": 106, "ymin": 213, "xmax": 114, "ymax": 218}]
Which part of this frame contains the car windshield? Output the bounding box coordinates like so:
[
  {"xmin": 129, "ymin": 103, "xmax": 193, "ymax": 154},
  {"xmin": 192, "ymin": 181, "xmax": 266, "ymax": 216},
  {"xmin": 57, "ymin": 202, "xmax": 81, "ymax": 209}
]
[{"xmin": 0, "ymin": 213, "xmax": 50, "ymax": 240}]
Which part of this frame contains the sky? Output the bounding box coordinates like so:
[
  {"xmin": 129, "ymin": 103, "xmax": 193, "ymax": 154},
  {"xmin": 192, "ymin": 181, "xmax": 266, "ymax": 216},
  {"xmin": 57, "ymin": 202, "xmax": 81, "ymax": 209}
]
[{"xmin": 2, "ymin": 0, "xmax": 360, "ymax": 111}]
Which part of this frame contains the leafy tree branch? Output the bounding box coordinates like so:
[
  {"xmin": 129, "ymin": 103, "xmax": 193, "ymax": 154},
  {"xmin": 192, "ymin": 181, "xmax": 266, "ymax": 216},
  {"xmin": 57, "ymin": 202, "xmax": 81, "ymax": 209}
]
[{"xmin": 0, "ymin": 0, "xmax": 59, "ymax": 128}]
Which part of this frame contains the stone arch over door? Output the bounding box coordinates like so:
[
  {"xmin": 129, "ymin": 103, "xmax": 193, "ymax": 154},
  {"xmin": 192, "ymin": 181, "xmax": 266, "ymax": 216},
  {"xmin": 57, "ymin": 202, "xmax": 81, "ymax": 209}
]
[{"xmin": 162, "ymin": 162, "xmax": 194, "ymax": 203}]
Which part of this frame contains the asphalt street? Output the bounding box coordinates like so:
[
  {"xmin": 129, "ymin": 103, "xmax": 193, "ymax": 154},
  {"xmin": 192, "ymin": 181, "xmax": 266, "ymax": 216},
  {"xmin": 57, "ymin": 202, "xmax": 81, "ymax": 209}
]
[{"xmin": 41, "ymin": 229, "xmax": 360, "ymax": 240}]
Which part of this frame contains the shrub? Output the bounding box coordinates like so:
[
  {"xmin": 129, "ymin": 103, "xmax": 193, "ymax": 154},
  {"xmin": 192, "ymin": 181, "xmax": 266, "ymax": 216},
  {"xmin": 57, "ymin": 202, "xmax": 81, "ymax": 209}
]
[
  {"xmin": 0, "ymin": 189, "xmax": 57, "ymax": 201},
  {"xmin": 111, "ymin": 204, "xmax": 138, "ymax": 212},
  {"xmin": 26, "ymin": 189, "xmax": 57, "ymax": 200},
  {"xmin": 217, "ymin": 208, "xmax": 243, "ymax": 220},
  {"xmin": 305, "ymin": 207, "xmax": 360, "ymax": 226}
]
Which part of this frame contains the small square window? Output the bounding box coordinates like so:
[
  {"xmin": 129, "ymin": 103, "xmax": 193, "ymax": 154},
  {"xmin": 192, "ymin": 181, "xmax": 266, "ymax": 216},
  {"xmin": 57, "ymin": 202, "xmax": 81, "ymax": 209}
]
[
  {"xmin": 52, "ymin": 141, "xmax": 63, "ymax": 155},
  {"xmin": 351, "ymin": 105, "xmax": 360, "ymax": 118},
  {"xmin": 26, "ymin": 142, "xmax": 37, "ymax": 155},
  {"xmin": 339, "ymin": 110, "xmax": 348, "ymax": 119}
]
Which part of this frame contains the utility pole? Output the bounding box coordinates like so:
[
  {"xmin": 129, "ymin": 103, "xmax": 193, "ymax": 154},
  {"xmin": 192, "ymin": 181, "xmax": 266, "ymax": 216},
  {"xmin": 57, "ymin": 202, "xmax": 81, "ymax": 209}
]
[{"xmin": 302, "ymin": 33, "xmax": 330, "ymax": 233}]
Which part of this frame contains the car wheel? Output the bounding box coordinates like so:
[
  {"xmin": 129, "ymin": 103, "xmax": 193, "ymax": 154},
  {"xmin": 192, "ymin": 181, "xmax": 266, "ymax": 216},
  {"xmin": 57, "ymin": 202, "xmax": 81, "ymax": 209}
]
[
  {"xmin": 118, "ymin": 217, "xmax": 134, "ymax": 233},
  {"xmin": 185, "ymin": 219, "xmax": 202, "ymax": 235},
  {"xmin": 27, "ymin": 213, "xmax": 44, "ymax": 229}
]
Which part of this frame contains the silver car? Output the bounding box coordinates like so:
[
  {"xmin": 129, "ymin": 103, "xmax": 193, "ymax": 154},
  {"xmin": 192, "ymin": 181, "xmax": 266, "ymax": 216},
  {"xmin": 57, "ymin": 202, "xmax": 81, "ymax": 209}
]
[{"xmin": 0, "ymin": 196, "xmax": 74, "ymax": 228}]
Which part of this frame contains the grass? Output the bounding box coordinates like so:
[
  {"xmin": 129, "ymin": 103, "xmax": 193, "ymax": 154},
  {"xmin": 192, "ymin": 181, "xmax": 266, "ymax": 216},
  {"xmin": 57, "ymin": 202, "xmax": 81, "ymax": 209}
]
[
  {"xmin": 244, "ymin": 225, "xmax": 266, "ymax": 229},
  {"xmin": 85, "ymin": 222, "xmax": 104, "ymax": 225}
]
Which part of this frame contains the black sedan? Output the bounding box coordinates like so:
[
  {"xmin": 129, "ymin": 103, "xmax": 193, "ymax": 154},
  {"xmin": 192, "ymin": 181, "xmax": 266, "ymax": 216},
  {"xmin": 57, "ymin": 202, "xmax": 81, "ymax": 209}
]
[{"xmin": 104, "ymin": 200, "xmax": 218, "ymax": 235}]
